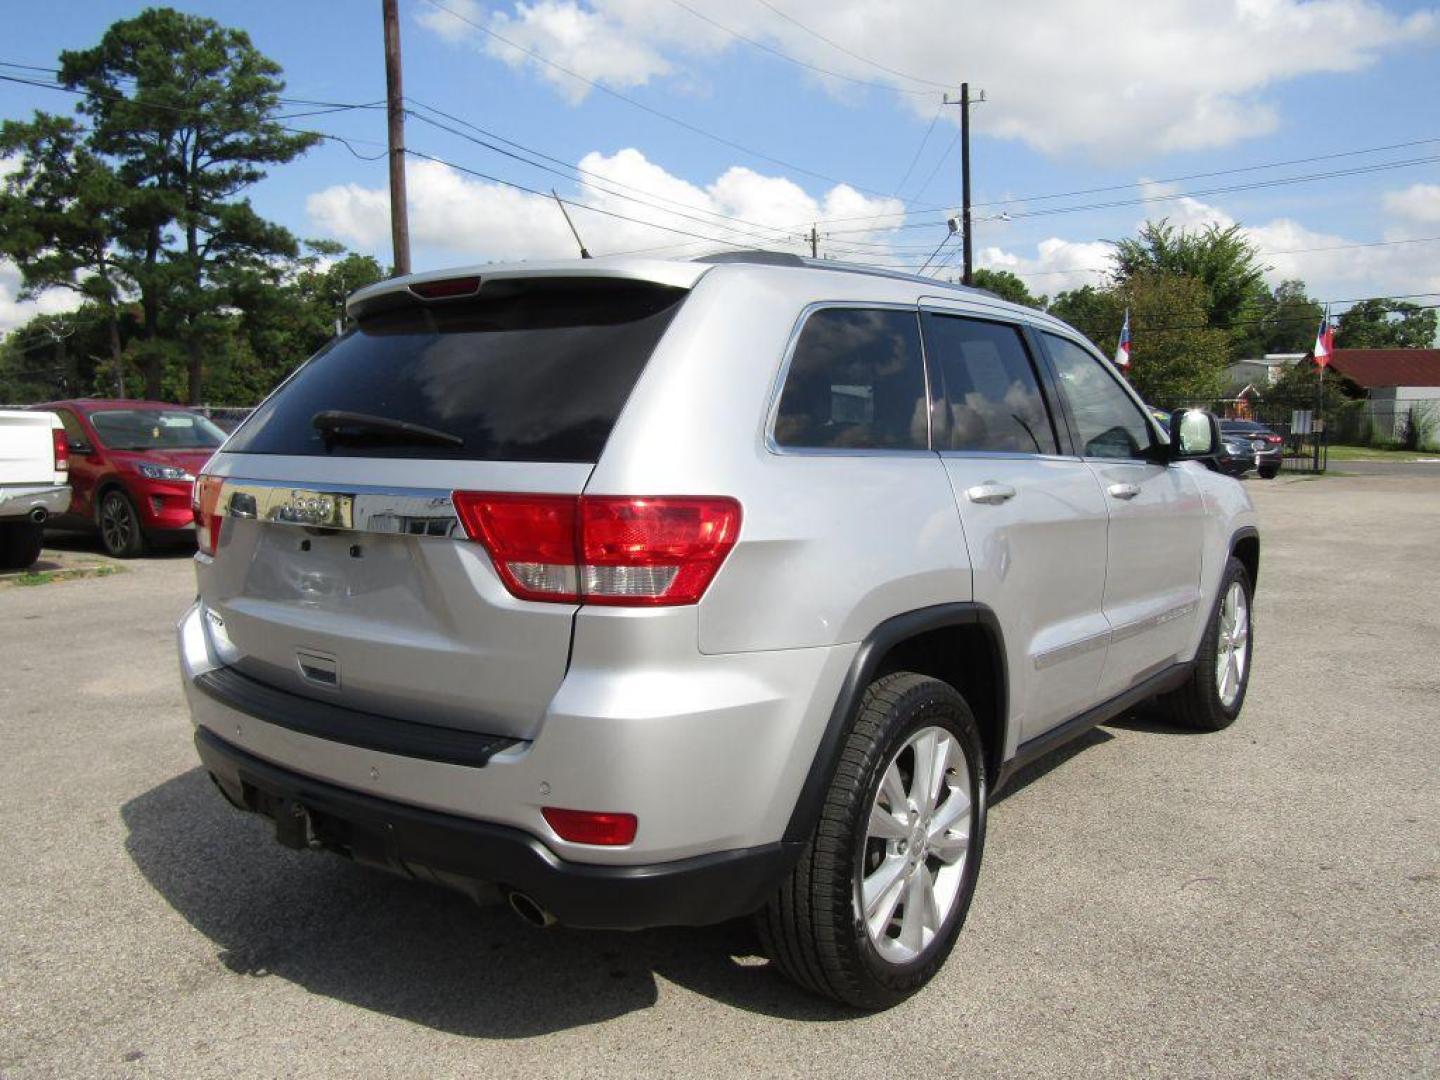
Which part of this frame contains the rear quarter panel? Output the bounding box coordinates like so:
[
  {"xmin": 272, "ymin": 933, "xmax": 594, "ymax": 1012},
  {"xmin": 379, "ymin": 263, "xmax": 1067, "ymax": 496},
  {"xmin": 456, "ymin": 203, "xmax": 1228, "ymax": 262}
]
[{"xmin": 586, "ymin": 266, "xmax": 973, "ymax": 655}]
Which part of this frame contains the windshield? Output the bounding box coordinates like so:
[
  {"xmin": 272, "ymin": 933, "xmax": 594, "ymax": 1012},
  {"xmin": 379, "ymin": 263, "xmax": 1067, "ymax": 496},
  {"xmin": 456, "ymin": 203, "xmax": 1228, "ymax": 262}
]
[{"xmin": 88, "ymin": 409, "xmax": 228, "ymax": 451}]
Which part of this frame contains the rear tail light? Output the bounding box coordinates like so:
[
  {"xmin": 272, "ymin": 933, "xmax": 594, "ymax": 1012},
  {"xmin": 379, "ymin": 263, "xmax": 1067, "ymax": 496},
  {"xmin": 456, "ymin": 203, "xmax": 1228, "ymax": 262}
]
[
  {"xmin": 542, "ymin": 807, "xmax": 638, "ymax": 846},
  {"xmin": 1266, "ymin": 434, "xmax": 1283, "ymax": 444},
  {"xmin": 193, "ymin": 474, "xmax": 224, "ymax": 555},
  {"xmin": 451, "ymin": 492, "xmax": 741, "ymax": 607},
  {"xmin": 52, "ymin": 428, "xmax": 68, "ymax": 472}
]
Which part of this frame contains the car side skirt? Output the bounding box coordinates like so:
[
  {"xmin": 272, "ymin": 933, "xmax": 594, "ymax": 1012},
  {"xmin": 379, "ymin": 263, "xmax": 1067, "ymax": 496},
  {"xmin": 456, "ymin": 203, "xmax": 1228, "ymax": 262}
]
[{"xmin": 992, "ymin": 661, "xmax": 1193, "ymax": 796}]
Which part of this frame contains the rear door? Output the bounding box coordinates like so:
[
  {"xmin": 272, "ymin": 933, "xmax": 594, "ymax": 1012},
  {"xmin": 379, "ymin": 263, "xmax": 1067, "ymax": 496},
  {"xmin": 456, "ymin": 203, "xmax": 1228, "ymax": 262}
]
[
  {"xmin": 1039, "ymin": 333, "xmax": 1206, "ymax": 698},
  {"xmin": 197, "ymin": 276, "xmax": 689, "ymax": 741},
  {"xmin": 920, "ymin": 306, "xmax": 1112, "ymax": 744}
]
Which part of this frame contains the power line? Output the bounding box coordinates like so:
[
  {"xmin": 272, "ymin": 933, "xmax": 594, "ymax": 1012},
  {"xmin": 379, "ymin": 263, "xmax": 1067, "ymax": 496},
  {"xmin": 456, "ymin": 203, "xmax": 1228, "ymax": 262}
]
[
  {"xmin": 661, "ymin": 0, "xmax": 937, "ymax": 97},
  {"xmin": 805, "ymin": 133, "xmax": 1440, "ymax": 226},
  {"xmin": 748, "ymin": 0, "xmax": 958, "ymax": 90},
  {"xmin": 416, "ymin": 0, "xmax": 893, "ymax": 198},
  {"xmin": 405, "ymin": 101, "xmax": 801, "ymax": 246},
  {"xmin": 822, "ymin": 153, "xmax": 1440, "ymax": 233}
]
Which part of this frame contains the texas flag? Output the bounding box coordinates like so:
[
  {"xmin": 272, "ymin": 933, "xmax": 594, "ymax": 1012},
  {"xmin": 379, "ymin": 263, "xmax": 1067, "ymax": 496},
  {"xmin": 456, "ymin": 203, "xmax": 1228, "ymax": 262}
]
[
  {"xmin": 1114, "ymin": 309, "xmax": 1131, "ymax": 369},
  {"xmin": 1313, "ymin": 314, "xmax": 1334, "ymax": 368}
]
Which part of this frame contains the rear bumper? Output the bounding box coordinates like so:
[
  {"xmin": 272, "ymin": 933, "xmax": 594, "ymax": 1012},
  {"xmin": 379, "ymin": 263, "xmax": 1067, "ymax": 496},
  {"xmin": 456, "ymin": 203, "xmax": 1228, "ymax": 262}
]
[
  {"xmin": 196, "ymin": 725, "xmax": 797, "ymax": 929},
  {"xmin": 0, "ymin": 483, "xmax": 70, "ymax": 520}
]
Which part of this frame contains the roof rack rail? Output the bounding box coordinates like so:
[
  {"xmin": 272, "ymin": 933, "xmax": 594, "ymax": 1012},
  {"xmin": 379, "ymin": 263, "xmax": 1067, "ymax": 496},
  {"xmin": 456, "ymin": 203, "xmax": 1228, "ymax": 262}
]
[
  {"xmin": 691, "ymin": 249, "xmax": 1011, "ymax": 303},
  {"xmin": 692, "ymin": 250, "xmax": 808, "ymax": 267}
]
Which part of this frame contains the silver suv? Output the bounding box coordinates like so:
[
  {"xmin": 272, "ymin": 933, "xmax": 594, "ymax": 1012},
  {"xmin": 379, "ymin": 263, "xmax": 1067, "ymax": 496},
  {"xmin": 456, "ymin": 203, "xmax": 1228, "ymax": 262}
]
[{"xmin": 178, "ymin": 253, "xmax": 1258, "ymax": 1009}]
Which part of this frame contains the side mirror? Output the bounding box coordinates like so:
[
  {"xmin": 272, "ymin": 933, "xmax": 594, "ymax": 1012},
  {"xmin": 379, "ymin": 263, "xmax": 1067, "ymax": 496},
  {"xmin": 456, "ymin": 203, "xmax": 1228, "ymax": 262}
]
[
  {"xmin": 69, "ymin": 441, "xmax": 95, "ymax": 456},
  {"xmin": 1168, "ymin": 409, "xmax": 1219, "ymax": 460}
]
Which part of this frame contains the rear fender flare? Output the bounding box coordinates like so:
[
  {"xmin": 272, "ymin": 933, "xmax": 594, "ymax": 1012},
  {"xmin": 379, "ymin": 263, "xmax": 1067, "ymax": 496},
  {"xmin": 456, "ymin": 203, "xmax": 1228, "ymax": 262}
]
[{"xmin": 781, "ymin": 602, "xmax": 1006, "ymax": 844}]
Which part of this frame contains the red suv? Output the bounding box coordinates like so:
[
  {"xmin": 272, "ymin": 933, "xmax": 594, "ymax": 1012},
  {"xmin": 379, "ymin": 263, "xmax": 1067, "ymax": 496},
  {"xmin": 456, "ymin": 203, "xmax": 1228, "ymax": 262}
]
[{"xmin": 34, "ymin": 400, "xmax": 226, "ymax": 556}]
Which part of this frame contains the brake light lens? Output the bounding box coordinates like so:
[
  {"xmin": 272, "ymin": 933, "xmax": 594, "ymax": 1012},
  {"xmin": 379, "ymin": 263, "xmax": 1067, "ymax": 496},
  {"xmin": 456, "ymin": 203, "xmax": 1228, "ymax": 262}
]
[
  {"xmin": 409, "ymin": 275, "xmax": 481, "ymax": 300},
  {"xmin": 193, "ymin": 474, "xmax": 224, "ymax": 555},
  {"xmin": 51, "ymin": 427, "xmax": 68, "ymax": 472},
  {"xmin": 542, "ymin": 807, "xmax": 638, "ymax": 846},
  {"xmin": 451, "ymin": 492, "xmax": 741, "ymax": 606}
]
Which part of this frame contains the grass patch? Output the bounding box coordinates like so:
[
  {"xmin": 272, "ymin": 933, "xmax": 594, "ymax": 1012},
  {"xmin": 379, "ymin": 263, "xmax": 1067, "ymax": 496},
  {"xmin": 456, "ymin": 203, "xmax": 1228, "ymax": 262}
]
[
  {"xmin": 1326, "ymin": 445, "xmax": 1439, "ymax": 463},
  {"xmin": 16, "ymin": 571, "xmax": 54, "ymax": 586}
]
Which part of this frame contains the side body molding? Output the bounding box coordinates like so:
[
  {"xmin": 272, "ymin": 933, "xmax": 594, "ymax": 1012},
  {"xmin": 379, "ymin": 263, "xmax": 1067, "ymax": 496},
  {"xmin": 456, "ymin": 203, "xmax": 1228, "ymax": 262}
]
[{"xmin": 781, "ymin": 603, "xmax": 1007, "ymax": 844}]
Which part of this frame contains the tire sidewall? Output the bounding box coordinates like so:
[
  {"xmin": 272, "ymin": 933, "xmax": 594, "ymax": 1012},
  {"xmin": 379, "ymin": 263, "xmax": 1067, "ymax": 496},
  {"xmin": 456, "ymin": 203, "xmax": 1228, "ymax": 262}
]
[
  {"xmin": 99, "ymin": 489, "xmax": 143, "ymax": 558},
  {"xmin": 846, "ymin": 681, "xmax": 988, "ymax": 994}
]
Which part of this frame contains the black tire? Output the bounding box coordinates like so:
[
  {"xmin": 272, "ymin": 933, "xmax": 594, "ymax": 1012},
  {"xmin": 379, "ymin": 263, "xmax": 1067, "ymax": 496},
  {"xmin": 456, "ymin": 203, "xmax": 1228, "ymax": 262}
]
[
  {"xmin": 0, "ymin": 521, "xmax": 44, "ymax": 570},
  {"xmin": 1258, "ymin": 465, "xmax": 1279, "ymax": 479},
  {"xmin": 1160, "ymin": 557, "xmax": 1254, "ymax": 731},
  {"xmin": 98, "ymin": 488, "xmax": 147, "ymax": 558},
  {"xmin": 755, "ymin": 672, "xmax": 987, "ymax": 1010}
]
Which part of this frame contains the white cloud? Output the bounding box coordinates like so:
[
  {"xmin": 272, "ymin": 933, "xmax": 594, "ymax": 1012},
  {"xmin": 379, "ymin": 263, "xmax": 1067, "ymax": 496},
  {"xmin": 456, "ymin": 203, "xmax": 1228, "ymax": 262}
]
[
  {"xmin": 977, "ymin": 182, "xmax": 1440, "ymax": 303},
  {"xmin": 306, "ymin": 150, "xmax": 904, "ymax": 263},
  {"xmin": 416, "ymin": 0, "xmax": 1438, "ymax": 155},
  {"xmin": 0, "ymin": 260, "xmax": 82, "ymax": 337},
  {"xmin": 1383, "ymin": 183, "xmax": 1440, "ymax": 224},
  {"xmin": 414, "ymin": 0, "xmax": 485, "ymax": 42}
]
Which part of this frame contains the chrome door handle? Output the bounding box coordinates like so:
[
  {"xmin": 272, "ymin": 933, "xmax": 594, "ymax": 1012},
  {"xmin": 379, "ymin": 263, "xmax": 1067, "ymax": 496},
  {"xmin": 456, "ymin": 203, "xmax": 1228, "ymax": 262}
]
[
  {"xmin": 965, "ymin": 482, "xmax": 1017, "ymax": 506},
  {"xmin": 1107, "ymin": 482, "xmax": 1141, "ymax": 501}
]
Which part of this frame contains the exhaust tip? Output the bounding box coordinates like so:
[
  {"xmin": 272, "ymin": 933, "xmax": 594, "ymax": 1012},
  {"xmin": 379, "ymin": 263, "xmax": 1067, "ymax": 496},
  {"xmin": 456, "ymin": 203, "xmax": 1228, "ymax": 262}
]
[
  {"xmin": 507, "ymin": 890, "xmax": 557, "ymax": 928},
  {"xmin": 28, "ymin": 507, "xmax": 47, "ymax": 524}
]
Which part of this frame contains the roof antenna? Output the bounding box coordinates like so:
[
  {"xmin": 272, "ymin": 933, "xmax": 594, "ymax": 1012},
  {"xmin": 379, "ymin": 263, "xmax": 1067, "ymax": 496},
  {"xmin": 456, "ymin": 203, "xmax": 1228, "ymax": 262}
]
[{"xmin": 551, "ymin": 190, "xmax": 592, "ymax": 258}]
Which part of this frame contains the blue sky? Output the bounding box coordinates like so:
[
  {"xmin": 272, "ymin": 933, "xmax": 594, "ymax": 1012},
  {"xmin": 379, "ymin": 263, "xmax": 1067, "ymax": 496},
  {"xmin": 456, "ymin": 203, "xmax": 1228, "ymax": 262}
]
[{"xmin": 2, "ymin": 0, "xmax": 1439, "ymax": 331}]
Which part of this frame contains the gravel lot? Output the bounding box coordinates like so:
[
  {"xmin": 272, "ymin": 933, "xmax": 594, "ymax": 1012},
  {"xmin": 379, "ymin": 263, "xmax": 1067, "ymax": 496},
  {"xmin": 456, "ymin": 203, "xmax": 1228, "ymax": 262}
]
[{"xmin": 2, "ymin": 475, "xmax": 1436, "ymax": 1079}]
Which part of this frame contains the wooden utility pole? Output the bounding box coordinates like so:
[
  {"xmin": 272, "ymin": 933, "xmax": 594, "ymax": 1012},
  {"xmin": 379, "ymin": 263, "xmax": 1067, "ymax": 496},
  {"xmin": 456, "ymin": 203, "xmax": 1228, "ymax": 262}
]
[
  {"xmin": 382, "ymin": 0, "xmax": 411, "ymax": 276},
  {"xmin": 809, "ymin": 224, "xmax": 819, "ymax": 258},
  {"xmin": 943, "ymin": 83, "xmax": 981, "ymax": 285}
]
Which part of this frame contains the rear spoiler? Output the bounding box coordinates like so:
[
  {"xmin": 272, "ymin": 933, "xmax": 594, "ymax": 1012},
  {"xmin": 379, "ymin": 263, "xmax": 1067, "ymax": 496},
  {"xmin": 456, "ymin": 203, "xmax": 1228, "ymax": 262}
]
[{"xmin": 346, "ymin": 259, "xmax": 710, "ymax": 321}]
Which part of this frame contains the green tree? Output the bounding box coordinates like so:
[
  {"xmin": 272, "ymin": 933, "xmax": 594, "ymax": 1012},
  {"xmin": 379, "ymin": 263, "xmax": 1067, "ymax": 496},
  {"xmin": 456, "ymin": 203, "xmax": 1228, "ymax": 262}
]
[
  {"xmin": 1230, "ymin": 279, "xmax": 1324, "ymax": 358},
  {"xmin": 1115, "ymin": 270, "xmax": 1230, "ymax": 406},
  {"xmin": 971, "ymin": 268, "xmax": 1041, "ymax": 308},
  {"xmin": 1046, "ymin": 284, "xmax": 1125, "ymax": 354},
  {"xmin": 1113, "ymin": 219, "xmax": 1268, "ymax": 351},
  {"xmin": 58, "ymin": 7, "xmax": 319, "ymax": 402},
  {"xmin": 0, "ymin": 114, "xmax": 133, "ymax": 396},
  {"xmin": 1335, "ymin": 299, "xmax": 1439, "ymax": 349}
]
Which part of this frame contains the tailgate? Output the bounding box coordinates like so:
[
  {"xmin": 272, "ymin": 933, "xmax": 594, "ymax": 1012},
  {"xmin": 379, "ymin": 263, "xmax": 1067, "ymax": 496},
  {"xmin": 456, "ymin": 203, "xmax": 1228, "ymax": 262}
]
[
  {"xmin": 0, "ymin": 411, "xmax": 58, "ymax": 485},
  {"xmin": 196, "ymin": 460, "xmax": 590, "ymax": 741},
  {"xmin": 192, "ymin": 274, "xmax": 690, "ymax": 742}
]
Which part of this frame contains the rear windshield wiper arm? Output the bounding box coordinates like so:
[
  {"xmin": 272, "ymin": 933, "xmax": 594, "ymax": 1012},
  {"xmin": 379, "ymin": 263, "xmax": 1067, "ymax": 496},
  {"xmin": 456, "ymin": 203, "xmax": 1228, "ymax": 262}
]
[{"xmin": 312, "ymin": 410, "xmax": 464, "ymax": 449}]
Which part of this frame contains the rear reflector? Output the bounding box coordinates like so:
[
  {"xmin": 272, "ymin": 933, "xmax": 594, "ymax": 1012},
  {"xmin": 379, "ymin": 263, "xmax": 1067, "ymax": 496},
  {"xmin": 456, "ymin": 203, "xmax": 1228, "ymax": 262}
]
[
  {"xmin": 451, "ymin": 492, "xmax": 741, "ymax": 606},
  {"xmin": 409, "ymin": 275, "xmax": 481, "ymax": 300},
  {"xmin": 542, "ymin": 807, "xmax": 638, "ymax": 846},
  {"xmin": 193, "ymin": 474, "xmax": 224, "ymax": 555},
  {"xmin": 51, "ymin": 427, "xmax": 68, "ymax": 472}
]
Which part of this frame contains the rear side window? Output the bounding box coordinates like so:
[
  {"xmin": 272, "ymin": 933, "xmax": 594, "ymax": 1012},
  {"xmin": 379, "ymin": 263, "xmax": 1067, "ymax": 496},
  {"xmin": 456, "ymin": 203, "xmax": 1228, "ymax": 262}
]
[
  {"xmin": 922, "ymin": 313, "xmax": 1058, "ymax": 455},
  {"xmin": 773, "ymin": 308, "xmax": 928, "ymax": 451},
  {"xmin": 225, "ymin": 279, "xmax": 687, "ymax": 463}
]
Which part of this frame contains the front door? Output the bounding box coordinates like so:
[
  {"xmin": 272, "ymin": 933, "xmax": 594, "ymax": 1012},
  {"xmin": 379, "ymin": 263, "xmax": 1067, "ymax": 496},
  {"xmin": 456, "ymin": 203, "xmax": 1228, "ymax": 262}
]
[
  {"xmin": 1039, "ymin": 334, "xmax": 1206, "ymax": 699},
  {"xmin": 920, "ymin": 307, "xmax": 1112, "ymax": 748}
]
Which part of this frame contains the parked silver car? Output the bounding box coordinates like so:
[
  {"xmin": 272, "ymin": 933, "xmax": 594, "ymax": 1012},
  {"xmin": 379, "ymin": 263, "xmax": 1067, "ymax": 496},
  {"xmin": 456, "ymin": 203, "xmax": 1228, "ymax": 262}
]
[{"xmin": 178, "ymin": 252, "xmax": 1259, "ymax": 1008}]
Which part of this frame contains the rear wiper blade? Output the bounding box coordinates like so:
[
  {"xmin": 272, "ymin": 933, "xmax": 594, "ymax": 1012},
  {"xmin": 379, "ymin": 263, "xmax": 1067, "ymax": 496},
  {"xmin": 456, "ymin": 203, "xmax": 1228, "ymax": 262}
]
[{"xmin": 312, "ymin": 410, "xmax": 464, "ymax": 449}]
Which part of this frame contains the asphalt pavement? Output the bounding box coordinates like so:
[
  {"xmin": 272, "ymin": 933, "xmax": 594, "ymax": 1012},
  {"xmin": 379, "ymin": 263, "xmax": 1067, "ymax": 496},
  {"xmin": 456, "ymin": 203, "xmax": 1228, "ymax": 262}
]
[{"xmin": 1, "ymin": 474, "xmax": 1436, "ymax": 1078}]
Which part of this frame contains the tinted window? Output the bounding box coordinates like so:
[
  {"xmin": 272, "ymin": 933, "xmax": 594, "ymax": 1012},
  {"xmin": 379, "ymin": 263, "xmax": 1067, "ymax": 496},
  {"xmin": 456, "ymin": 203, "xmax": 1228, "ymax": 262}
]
[
  {"xmin": 923, "ymin": 314, "xmax": 1057, "ymax": 454},
  {"xmin": 225, "ymin": 279, "xmax": 686, "ymax": 462},
  {"xmin": 774, "ymin": 308, "xmax": 928, "ymax": 450},
  {"xmin": 1044, "ymin": 334, "xmax": 1155, "ymax": 459},
  {"xmin": 87, "ymin": 409, "xmax": 227, "ymax": 451}
]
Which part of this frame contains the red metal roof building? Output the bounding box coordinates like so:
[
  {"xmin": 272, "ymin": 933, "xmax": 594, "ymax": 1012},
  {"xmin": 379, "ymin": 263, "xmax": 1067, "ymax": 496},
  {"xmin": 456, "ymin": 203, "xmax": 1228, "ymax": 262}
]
[{"xmin": 1325, "ymin": 349, "xmax": 1440, "ymax": 389}]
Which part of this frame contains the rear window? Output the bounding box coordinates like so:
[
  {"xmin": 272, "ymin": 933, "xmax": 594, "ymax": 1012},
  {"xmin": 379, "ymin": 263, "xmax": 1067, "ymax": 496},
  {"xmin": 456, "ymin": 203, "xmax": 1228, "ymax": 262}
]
[{"xmin": 225, "ymin": 278, "xmax": 687, "ymax": 463}]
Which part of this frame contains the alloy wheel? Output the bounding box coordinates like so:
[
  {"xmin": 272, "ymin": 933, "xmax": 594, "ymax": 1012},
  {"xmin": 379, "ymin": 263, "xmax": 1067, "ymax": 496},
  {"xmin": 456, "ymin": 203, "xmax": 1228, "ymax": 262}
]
[
  {"xmin": 1216, "ymin": 581, "xmax": 1250, "ymax": 707},
  {"xmin": 101, "ymin": 493, "xmax": 135, "ymax": 554},
  {"xmin": 856, "ymin": 725, "xmax": 972, "ymax": 965}
]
